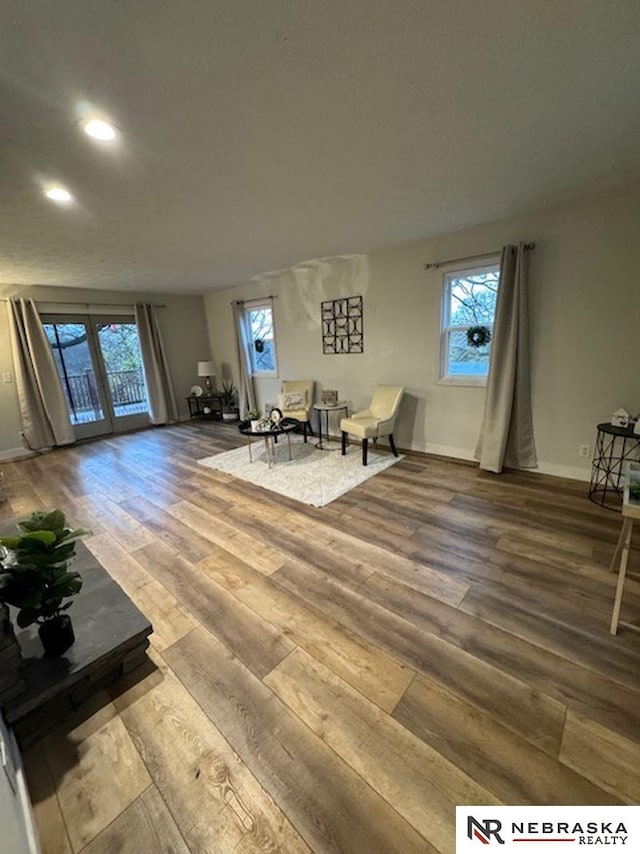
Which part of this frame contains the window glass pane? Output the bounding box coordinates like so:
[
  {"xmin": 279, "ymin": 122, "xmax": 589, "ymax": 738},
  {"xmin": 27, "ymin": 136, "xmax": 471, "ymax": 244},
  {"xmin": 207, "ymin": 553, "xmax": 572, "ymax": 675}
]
[
  {"xmin": 447, "ymin": 329, "xmax": 491, "ymax": 376},
  {"xmin": 442, "ymin": 266, "xmax": 499, "ymax": 380},
  {"xmin": 449, "ymin": 270, "xmax": 499, "ymax": 326},
  {"xmin": 97, "ymin": 323, "xmax": 149, "ymax": 418},
  {"xmin": 247, "ymin": 307, "xmax": 276, "ymax": 372},
  {"xmin": 44, "ymin": 323, "xmax": 105, "ymax": 424}
]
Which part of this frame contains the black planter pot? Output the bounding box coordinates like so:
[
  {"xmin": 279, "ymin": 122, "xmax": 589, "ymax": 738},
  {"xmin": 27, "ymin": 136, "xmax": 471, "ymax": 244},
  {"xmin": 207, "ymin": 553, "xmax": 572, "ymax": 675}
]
[{"xmin": 38, "ymin": 615, "xmax": 75, "ymax": 657}]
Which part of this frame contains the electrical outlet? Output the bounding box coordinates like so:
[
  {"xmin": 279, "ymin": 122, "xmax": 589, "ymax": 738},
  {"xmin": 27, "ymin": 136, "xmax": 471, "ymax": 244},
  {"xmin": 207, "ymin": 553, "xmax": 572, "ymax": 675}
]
[
  {"xmin": 579, "ymin": 444, "xmax": 591, "ymax": 458},
  {"xmin": 2, "ymin": 372, "xmax": 13, "ymax": 383}
]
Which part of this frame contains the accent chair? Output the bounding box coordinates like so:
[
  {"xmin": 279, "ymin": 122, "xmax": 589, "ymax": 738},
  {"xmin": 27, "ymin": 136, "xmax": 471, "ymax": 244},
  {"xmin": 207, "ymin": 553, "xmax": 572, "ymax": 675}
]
[
  {"xmin": 340, "ymin": 385, "xmax": 404, "ymax": 465},
  {"xmin": 277, "ymin": 379, "xmax": 315, "ymax": 442}
]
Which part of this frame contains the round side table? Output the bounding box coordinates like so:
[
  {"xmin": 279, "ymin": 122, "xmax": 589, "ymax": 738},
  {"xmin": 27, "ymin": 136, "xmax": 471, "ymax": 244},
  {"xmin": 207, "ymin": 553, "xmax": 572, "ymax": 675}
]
[
  {"xmin": 313, "ymin": 402, "xmax": 348, "ymax": 450},
  {"xmin": 589, "ymin": 422, "xmax": 640, "ymax": 509}
]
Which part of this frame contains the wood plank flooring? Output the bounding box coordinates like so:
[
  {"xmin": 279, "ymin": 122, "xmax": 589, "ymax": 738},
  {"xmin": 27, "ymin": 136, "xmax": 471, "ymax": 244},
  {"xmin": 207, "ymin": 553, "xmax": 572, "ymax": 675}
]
[{"xmin": 3, "ymin": 420, "xmax": 640, "ymax": 853}]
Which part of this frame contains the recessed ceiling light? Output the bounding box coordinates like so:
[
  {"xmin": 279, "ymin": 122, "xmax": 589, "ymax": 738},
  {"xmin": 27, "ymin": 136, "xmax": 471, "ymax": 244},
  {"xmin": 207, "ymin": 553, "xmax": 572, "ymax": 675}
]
[
  {"xmin": 82, "ymin": 118, "xmax": 118, "ymax": 141},
  {"xmin": 45, "ymin": 187, "xmax": 73, "ymax": 203}
]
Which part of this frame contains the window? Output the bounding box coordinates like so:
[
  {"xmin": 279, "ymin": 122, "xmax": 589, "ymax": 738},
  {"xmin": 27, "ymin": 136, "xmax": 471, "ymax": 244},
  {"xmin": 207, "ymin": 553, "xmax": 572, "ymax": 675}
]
[
  {"xmin": 245, "ymin": 302, "xmax": 277, "ymax": 375},
  {"xmin": 439, "ymin": 262, "xmax": 500, "ymax": 384}
]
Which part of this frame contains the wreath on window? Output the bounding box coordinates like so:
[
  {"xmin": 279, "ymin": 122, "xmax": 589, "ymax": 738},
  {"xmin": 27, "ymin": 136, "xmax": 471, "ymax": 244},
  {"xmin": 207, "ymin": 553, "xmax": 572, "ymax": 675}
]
[
  {"xmin": 254, "ymin": 339, "xmax": 265, "ymax": 353},
  {"xmin": 466, "ymin": 325, "xmax": 491, "ymax": 349}
]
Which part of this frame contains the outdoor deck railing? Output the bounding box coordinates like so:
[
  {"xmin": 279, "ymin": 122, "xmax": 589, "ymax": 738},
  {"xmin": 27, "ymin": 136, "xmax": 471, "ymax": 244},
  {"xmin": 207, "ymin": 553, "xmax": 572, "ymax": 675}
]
[{"xmin": 63, "ymin": 368, "xmax": 147, "ymax": 414}]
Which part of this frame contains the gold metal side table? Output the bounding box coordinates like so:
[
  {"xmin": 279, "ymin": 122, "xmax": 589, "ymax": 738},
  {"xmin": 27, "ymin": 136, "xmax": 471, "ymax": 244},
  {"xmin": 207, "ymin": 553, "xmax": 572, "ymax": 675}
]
[{"xmin": 609, "ymin": 471, "xmax": 640, "ymax": 635}]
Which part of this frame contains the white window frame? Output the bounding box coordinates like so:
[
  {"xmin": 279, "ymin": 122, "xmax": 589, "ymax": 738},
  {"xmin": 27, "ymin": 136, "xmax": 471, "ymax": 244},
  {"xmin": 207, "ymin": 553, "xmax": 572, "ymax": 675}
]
[
  {"xmin": 438, "ymin": 260, "xmax": 500, "ymax": 387},
  {"xmin": 243, "ymin": 300, "xmax": 278, "ymax": 378}
]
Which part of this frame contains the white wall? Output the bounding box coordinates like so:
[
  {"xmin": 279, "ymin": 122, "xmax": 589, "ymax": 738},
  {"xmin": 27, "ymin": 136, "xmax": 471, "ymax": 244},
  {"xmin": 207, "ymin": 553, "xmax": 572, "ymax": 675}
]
[
  {"xmin": 0, "ymin": 715, "xmax": 39, "ymax": 854},
  {"xmin": 0, "ymin": 285, "xmax": 210, "ymax": 457},
  {"xmin": 204, "ymin": 187, "xmax": 640, "ymax": 481}
]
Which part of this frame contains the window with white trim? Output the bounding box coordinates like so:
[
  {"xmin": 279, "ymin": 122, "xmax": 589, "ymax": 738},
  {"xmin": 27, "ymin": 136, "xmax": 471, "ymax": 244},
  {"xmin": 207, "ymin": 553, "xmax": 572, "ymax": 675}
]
[
  {"xmin": 244, "ymin": 302, "xmax": 277, "ymax": 376},
  {"xmin": 439, "ymin": 262, "xmax": 500, "ymax": 384}
]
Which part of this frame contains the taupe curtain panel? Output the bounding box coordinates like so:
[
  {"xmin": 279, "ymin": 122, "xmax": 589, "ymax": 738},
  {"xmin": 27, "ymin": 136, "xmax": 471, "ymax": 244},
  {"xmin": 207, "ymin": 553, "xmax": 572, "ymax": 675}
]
[
  {"xmin": 476, "ymin": 243, "xmax": 537, "ymax": 473},
  {"xmin": 134, "ymin": 303, "xmax": 178, "ymax": 425},
  {"xmin": 232, "ymin": 301, "xmax": 256, "ymax": 418},
  {"xmin": 7, "ymin": 298, "xmax": 74, "ymax": 451}
]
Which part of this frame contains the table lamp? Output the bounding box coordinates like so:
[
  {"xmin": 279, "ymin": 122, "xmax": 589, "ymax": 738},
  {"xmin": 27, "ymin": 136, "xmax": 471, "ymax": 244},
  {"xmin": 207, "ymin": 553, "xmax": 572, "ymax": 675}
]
[{"xmin": 197, "ymin": 361, "xmax": 216, "ymax": 393}]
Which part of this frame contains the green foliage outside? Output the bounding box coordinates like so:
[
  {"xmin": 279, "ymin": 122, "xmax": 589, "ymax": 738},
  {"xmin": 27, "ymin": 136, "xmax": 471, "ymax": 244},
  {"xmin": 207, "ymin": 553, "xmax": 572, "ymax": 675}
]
[{"xmin": 44, "ymin": 323, "xmax": 143, "ymax": 375}]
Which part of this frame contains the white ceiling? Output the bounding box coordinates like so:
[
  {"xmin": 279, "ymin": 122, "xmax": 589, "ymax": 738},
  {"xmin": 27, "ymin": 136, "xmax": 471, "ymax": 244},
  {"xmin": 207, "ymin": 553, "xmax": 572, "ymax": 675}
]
[{"xmin": 1, "ymin": 1, "xmax": 639, "ymax": 293}]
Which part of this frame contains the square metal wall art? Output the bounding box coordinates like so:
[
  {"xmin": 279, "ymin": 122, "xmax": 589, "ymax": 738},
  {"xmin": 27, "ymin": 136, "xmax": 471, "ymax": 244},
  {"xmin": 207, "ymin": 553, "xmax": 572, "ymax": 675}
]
[{"xmin": 321, "ymin": 296, "xmax": 363, "ymax": 354}]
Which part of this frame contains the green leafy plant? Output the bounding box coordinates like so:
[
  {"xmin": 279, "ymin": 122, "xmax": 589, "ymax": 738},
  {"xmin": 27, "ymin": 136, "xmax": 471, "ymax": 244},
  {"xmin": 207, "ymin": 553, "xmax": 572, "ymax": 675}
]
[
  {"xmin": 246, "ymin": 408, "xmax": 262, "ymax": 420},
  {"xmin": 0, "ymin": 510, "xmax": 89, "ymax": 629},
  {"xmin": 629, "ymin": 481, "xmax": 640, "ymax": 501},
  {"xmin": 220, "ymin": 380, "xmax": 238, "ymax": 410}
]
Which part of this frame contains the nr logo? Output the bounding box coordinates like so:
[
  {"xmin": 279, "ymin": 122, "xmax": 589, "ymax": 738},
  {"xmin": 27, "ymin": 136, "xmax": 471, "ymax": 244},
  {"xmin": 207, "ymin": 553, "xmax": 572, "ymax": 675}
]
[{"xmin": 467, "ymin": 816, "xmax": 505, "ymax": 844}]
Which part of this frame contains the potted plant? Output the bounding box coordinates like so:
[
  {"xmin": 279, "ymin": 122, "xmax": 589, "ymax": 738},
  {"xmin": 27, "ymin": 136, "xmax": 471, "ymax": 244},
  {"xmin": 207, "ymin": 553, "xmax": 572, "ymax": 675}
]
[
  {"xmin": 220, "ymin": 380, "xmax": 239, "ymax": 422},
  {"xmin": 246, "ymin": 408, "xmax": 263, "ymax": 431},
  {"xmin": 0, "ymin": 509, "xmax": 89, "ymax": 657}
]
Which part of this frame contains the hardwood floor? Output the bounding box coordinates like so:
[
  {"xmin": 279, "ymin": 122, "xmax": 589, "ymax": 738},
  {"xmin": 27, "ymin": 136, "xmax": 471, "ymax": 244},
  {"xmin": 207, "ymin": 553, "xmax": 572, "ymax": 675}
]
[{"xmin": 3, "ymin": 421, "xmax": 640, "ymax": 853}]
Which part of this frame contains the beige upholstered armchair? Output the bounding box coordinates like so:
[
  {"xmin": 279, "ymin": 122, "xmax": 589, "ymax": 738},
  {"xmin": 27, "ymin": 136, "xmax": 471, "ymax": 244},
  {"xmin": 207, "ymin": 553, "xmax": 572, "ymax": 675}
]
[
  {"xmin": 277, "ymin": 380, "xmax": 315, "ymax": 442},
  {"xmin": 340, "ymin": 385, "xmax": 404, "ymax": 465}
]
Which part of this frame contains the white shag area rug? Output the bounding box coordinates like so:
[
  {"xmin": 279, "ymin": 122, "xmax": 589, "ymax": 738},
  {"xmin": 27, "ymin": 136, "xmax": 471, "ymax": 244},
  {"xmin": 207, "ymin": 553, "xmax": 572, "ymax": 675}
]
[{"xmin": 198, "ymin": 437, "xmax": 403, "ymax": 507}]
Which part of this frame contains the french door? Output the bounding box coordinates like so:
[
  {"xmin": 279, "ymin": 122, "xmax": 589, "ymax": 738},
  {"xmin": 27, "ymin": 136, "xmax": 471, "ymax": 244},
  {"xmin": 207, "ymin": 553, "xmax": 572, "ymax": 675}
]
[{"xmin": 42, "ymin": 315, "xmax": 150, "ymax": 440}]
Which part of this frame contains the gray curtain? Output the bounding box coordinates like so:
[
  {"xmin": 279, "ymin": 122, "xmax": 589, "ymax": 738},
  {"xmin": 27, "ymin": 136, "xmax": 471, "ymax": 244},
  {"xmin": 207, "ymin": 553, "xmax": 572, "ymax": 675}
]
[
  {"xmin": 232, "ymin": 300, "xmax": 255, "ymax": 418},
  {"xmin": 7, "ymin": 298, "xmax": 74, "ymax": 451},
  {"xmin": 134, "ymin": 303, "xmax": 178, "ymax": 425},
  {"xmin": 476, "ymin": 243, "xmax": 537, "ymax": 473}
]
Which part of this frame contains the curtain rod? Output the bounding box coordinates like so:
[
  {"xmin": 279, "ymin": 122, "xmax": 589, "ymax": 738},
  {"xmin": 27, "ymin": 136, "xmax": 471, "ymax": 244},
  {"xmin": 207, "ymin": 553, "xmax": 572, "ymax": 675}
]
[
  {"xmin": 230, "ymin": 295, "xmax": 278, "ymax": 305},
  {"xmin": 0, "ymin": 298, "xmax": 166, "ymax": 308},
  {"xmin": 424, "ymin": 242, "xmax": 536, "ymax": 270}
]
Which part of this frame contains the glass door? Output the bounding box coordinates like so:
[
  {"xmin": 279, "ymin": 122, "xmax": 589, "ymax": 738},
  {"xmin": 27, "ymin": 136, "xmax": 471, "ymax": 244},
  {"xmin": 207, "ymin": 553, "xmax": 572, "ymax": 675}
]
[
  {"xmin": 43, "ymin": 317, "xmax": 113, "ymax": 440},
  {"xmin": 42, "ymin": 314, "xmax": 150, "ymax": 440},
  {"xmin": 95, "ymin": 318, "xmax": 150, "ymax": 431}
]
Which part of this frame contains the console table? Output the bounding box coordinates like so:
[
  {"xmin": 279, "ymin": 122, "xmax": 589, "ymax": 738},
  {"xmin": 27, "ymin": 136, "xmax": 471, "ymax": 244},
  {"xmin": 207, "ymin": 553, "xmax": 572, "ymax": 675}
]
[
  {"xmin": 589, "ymin": 423, "xmax": 640, "ymax": 510},
  {"xmin": 187, "ymin": 393, "xmax": 224, "ymax": 420}
]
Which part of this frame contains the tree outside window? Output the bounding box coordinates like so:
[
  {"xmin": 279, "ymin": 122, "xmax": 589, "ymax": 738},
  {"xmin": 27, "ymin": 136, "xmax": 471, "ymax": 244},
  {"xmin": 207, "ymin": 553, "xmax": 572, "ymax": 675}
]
[
  {"xmin": 245, "ymin": 304, "xmax": 277, "ymax": 374},
  {"xmin": 440, "ymin": 264, "xmax": 500, "ymax": 383}
]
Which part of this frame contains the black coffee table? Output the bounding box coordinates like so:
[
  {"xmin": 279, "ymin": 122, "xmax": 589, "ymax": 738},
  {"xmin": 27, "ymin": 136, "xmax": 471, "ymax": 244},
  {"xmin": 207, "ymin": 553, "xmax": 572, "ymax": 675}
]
[{"xmin": 238, "ymin": 418, "xmax": 299, "ymax": 468}]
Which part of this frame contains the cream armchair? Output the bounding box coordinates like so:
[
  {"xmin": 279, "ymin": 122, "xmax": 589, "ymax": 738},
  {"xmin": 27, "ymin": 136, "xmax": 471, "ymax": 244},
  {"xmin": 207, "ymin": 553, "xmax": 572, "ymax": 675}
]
[
  {"xmin": 277, "ymin": 379, "xmax": 315, "ymax": 442},
  {"xmin": 340, "ymin": 385, "xmax": 404, "ymax": 465}
]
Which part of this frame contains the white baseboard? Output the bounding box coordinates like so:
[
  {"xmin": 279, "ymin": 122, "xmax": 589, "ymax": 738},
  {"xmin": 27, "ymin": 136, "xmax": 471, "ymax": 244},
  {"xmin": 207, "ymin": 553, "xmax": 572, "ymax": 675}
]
[
  {"xmin": 422, "ymin": 442, "xmax": 477, "ymax": 462},
  {"xmin": 399, "ymin": 437, "xmax": 477, "ymax": 462},
  {"xmin": 535, "ymin": 461, "xmax": 591, "ymax": 483},
  {"xmin": 0, "ymin": 447, "xmax": 35, "ymax": 462},
  {"xmin": 405, "ymin": 439, "xmax": 591, "ymax": 484}
]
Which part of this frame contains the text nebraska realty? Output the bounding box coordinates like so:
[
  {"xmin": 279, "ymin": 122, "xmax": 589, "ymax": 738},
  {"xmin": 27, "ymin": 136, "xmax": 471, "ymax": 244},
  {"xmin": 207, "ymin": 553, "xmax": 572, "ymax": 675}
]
[
  {"xmin": 467, "ymin": 816, "xmax": 631, "ymax": 846},
  {"xmin": 510, "ymin": 821, "xmax": 628, "ymax": 845}
]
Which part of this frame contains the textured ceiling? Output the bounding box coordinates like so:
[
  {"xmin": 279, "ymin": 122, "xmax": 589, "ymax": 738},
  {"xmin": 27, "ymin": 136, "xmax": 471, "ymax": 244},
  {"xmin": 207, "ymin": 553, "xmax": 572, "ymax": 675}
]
[{"xmin": 1, "ymin": 1, "xmax": 639, "ymax": 292}]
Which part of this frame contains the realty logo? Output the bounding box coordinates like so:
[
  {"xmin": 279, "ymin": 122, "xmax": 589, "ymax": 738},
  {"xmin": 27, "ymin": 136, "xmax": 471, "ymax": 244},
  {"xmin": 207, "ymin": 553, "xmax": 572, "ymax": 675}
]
[
  {"xmin": 468, "ymin": 816, "xmax": 505, "ymax": 845},
  {"xmin": 457, "ymin": 806, "xmax": 640, "ymax": 851}
]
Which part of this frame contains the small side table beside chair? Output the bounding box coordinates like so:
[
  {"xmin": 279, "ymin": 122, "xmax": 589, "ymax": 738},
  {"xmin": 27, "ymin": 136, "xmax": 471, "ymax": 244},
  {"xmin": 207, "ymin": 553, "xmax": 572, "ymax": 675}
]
[
  {"xmin": 609, "ymin": 475, "xmax": 640, "ymax": 636},
  {"xmin": 340, "ymin": 385, "xmax": 404, "ymax": 466},
  {"xmin": 314, "ymin": 401, "xmax": 349, "ymax": 450}
]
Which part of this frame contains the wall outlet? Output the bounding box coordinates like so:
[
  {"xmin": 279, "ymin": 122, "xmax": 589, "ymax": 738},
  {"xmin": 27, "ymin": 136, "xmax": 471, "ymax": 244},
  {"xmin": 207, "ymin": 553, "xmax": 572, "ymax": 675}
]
[
  {"xmin": 579, "ymin": 444, "xmax": 591, "ymax": 458},
  {"xmin": 2, "ymin": 372, "xmax": 13, "ymax": 383}
]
